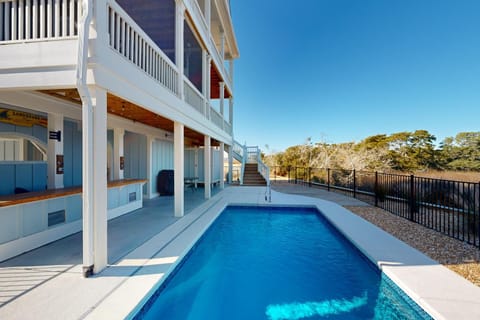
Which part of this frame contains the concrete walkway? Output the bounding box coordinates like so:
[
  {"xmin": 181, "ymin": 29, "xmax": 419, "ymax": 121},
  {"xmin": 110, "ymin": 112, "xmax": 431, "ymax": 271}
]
[
  {"xmin": 271, "ymin": 180, "xmax": 369, "ymax": 206},
  {"xmin": 0, "ymin": 187, "xmax": 219, "ymax": 309}
]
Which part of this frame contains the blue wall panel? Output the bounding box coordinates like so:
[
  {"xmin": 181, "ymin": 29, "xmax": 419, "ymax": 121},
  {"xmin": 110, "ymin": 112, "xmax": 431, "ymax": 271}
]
[
  {"xmin": 63, "ymin": 120, "xmax": 82, "ymax": 187},
  {"xmin": 72, "ymin": 124, "xmax": 82, "ymax": 186},
  {"xmin": 0, "ymin": 165, "xmax": 15, "ymax": 195},
  {"xmin": 63, "ymin": 121, "xmax": 74, "ymax": 187},
  {"xmin": 15, "ymin": 164, "xmax": 33, "ymax": 191},
  {"xmin": 32, "ymin": 163, "xmax": 47, "ymax": 191},
  {"xmin": 151, "ymin": 139, "xmax": 174, "ymax": 193},
  {"xmin": 0, "ymin": 122, "xmax": 15, "ymax": 132},
  {"xmin": 124, "ymin": 131, "xmax": 147, "ymax": 180},
  {"xmin": 184, "ymin": 149, "xmax": 196, "ymax": 177}
]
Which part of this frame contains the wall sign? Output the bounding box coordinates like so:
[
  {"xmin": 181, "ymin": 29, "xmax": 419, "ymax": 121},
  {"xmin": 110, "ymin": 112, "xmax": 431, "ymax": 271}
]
[
  {"xmin": 49, "ymin": 130, "xmax": 62, "ymax": 142},
  {"xmin": 0, "ymin": 108, "xmax": 47, "ymax": 127}
]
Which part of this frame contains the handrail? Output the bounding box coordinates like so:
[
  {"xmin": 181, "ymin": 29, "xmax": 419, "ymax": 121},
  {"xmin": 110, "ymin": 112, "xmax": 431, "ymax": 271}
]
[{"xmin": 232, "ymin": 141, "xmax": 270, "ymax": 187}]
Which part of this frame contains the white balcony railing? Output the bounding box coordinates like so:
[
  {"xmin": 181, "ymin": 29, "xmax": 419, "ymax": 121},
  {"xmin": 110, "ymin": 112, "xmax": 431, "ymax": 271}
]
[
  {"xmin": 107, "ymin": 0, "xmax": 178, "ymax": 96},
  {"xmin": 224, "ymin": 120, "xmax": 231, "ymax": 134},
  {"xmin": 184, "ymin": 77, "xmax": 204, "ymax": 115},
  {"xmin": 0, "ymin": 0, "xmax": 81, "ymax": 43},
  {"xmin": 210, "ymin": 105, "xmax": 224, "ymax": 130}
]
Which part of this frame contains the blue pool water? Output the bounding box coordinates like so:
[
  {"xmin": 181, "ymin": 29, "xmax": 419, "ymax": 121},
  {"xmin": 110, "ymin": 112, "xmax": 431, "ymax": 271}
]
[{"xmin": 134, "ymin": 206, "xmax": 432, "ymax": 320}]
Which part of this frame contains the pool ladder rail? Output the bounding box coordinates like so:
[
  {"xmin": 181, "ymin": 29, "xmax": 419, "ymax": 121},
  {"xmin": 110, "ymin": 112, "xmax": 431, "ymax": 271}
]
[{"xmin": 265, "ymin": 184, "xmax": 272, "ymax": 203}]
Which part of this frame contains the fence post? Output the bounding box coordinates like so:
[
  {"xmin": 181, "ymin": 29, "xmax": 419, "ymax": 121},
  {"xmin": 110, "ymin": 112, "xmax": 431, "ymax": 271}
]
[
  {"xmin": 409, "ymin": 174, "xmax": 415, "ymax": 221},
  {"xmin": 308, "ymin": 167, "xmax": 312, "ymax": 187},
  {"xmin": 353, "ymin": 169, "xmax": 356, "ymax": 198},
  {"xmin": 295, "ymin": 167, "xmax": 297, "ymax": 184},
  {"xmin": 374, "ymin": 171, "xmax": 378, "ymax": 207},
  {"xmin": 478, "ymin": 182, "xmax": 480, "ymax": 247},
  {"xmin": 327, "ymin": 168, "xmax": 331, "ymax": 191}
]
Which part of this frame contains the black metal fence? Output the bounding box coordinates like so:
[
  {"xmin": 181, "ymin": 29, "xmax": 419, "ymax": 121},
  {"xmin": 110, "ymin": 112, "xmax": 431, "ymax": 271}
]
[{"xmin": 271, "ymin": 166, "xmax": 480, "ymax": 248}]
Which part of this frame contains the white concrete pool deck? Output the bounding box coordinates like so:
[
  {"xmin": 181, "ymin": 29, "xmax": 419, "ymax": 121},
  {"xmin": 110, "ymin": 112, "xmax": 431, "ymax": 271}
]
[{"xmin": 1, "ymin": 186, "xmax": 480, "ymax": 319}]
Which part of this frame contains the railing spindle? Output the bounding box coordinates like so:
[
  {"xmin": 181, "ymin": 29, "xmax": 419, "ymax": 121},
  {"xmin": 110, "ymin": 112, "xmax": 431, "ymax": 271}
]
[
  {"xmin": 68, "ymin": 0, "xmax": 74, "ymax": 36},
  {"xmin": 54, "ymin": 0, "xmax": 59, "ymax": 37},
  {"xmin": 61, "ymin": 0, "xmax": 66, "ymax": 36},
  {"xmin": 32, "ymin": 0, "xmax": 38, "ymax": 39},
  {"xmin": 11, "ymin": 0, "xmax": 17, "ymax": 40},
  {"xmin": 39, "ymin": 0, "xmax": 45, "ymax": 38}
]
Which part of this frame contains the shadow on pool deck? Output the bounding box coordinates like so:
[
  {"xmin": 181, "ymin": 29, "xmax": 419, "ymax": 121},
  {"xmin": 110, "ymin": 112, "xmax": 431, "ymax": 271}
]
[{"xmin": 0, "ymin": 186, "xmax": 220, "ymax": 308}]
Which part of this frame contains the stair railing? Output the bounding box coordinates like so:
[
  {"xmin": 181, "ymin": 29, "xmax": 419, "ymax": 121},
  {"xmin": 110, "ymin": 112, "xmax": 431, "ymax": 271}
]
[
  {"xmin": 232, "ymin": 141, "xmax": 270, "ymax": 188},
  {"xmin": 233, "ymin": 140, "xmax": 246, "ymax": 185},
  {"xmin": 256, "ymin": 151, "xmax": 270, "ymax": 187}
]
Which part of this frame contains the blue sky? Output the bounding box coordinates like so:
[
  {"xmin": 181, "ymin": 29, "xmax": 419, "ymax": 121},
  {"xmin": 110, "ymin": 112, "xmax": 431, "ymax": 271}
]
[{"xmin": 230, "ymin": 0, "xmax": 480, "ymax": 153}]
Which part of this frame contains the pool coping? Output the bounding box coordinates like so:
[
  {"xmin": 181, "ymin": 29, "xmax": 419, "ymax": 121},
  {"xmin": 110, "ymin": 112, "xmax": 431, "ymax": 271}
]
[{"xmin": 84, "ymin": 187, "xmax": 480, "ymax": 320}]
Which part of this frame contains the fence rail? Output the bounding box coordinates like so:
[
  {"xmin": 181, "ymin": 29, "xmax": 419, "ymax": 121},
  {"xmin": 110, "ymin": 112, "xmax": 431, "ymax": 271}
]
[{"xmin": 271, "ymin": 166, "xmax": 480, "ymax": 248}]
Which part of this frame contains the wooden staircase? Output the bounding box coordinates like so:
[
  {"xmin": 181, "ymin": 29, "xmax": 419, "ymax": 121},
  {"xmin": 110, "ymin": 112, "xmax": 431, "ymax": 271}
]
[{"xmin": 243, "ymin": 163, "xmax": 267, "ymax": 186}]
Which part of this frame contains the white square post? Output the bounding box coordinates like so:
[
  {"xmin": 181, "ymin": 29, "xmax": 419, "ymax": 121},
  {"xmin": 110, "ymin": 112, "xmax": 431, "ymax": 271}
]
[
  {"xmin": 47, "ymin": 113, "xmax": 64, "ymax": 189},
  {"xmin": 82, "ymin": 86, "xmax": 108, "ymax": 276},
  {"xmin": 220, "ymin": 142, "xmax": 225, "ymax": 189},
  {"xmin": 204, "ymin": 135, "xmax": 211, "ymax": 199},
  {"xmin": 174, "ymin": 122, "xmax": 184, "ymax": 217}
]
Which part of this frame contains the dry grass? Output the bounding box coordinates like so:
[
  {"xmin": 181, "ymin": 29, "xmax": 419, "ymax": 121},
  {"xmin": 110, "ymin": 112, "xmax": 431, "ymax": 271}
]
[
  {"xmin": 346, "ymin": 205, "xmax": 480, "ymax": 286},
  {"xmin": 413, "ymin": 170, "xmax": 480, "ymax": 183}
]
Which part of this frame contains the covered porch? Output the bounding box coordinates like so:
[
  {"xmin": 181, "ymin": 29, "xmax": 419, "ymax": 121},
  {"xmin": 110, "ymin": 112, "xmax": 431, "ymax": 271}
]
[{"xmin": 0, "ymin": 184, "xmax": 222, "ymax": 309}]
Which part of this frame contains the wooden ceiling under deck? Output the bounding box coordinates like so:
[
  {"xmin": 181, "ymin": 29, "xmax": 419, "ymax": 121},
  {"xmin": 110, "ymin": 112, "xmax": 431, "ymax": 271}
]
[{"xmin": 40, "ymin": 89, "xmax": 219, "ymax": 147}]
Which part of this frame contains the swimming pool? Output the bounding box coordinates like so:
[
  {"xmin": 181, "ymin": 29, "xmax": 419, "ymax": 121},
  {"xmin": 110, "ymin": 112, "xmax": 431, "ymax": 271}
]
[{"xmin": 133, "ymin": 206, "xmax": 432, "ymax": 320}]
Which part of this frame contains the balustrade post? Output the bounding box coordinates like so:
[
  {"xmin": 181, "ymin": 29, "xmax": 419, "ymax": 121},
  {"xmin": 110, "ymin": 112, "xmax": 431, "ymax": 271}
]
[
  {"xmin": 327, "ymin": 168, "xmax": 331, "ymax": 191},
  {"xmin": 353, "ymin": 169, "xmax": 356, "ymax": 198},
  {"xmin": 375, "ymin": 171, "xmax": 378, "ymax": 207},
  {"xmin": 409, "ymin": 174, "xmax": 415, "ymax": 221},
  {"xmin": 477, "ymin": 182, "xmax": 480, "ymax": 247},
  {"xmin": 295, "ymin": 167, "xmax": 297, "ymax": 184},
  {"xmin": 175, "ymin": 0, "xmax": 185, "ymax": 100}
]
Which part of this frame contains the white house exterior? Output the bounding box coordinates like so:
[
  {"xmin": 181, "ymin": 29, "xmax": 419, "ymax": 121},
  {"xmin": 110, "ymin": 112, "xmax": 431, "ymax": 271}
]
[{"xmin": 0, "ymin": 0, "xmax": 239, "ymax": 276}]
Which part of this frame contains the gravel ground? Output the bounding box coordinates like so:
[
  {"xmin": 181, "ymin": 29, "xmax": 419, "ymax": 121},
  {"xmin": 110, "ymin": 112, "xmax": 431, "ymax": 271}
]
[
  {"xmin": 271, "ymin": 182, "xmax": 480, "ymax": 287},
  {"xmin": 345, "ymin": 206, "xmax": 480, "ymax": 287}
]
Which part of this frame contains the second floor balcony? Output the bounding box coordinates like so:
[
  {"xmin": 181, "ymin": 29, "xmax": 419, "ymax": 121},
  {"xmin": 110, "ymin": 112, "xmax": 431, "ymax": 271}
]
[{"xmin": 0, "ymin": 0, "xmax": 238, "ymax": 137}]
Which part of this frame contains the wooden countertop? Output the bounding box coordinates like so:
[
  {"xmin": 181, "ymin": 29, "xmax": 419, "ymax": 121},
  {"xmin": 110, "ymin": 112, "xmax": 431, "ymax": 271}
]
[{"xmin": 0, "ymin": 179, "xmax": 147, "ymax": 208}]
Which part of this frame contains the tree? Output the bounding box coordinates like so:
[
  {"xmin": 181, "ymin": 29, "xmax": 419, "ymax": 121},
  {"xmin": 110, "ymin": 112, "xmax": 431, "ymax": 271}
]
[{"xmin": 440, "ymin": 132, "xmax": 480, "ymax": 171}]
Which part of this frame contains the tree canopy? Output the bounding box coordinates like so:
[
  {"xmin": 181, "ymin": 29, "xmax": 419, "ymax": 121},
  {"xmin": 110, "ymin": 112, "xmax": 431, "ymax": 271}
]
[{"xmin": 263, "ymin": 131, "xmax": 480, "ymax": 173}]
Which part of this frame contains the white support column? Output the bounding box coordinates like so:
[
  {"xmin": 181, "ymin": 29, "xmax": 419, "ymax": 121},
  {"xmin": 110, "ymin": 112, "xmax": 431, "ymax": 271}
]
[
  {"xmin": 219, "ymin": 81, "xmax": 225, "ymax": 119},
  {"xmin": 220, "ymin": 142, "xmax": 225, "ymax": 189},
  {"xmin": 220, "ymin": 31, "xmax": 225, "ymax": 62},
  {"xmin": 47, "ymin": 113, "xmax": 64, "ymax": 189},
  {"xmin": 82, "ymin": 86, "xmax": 108, "ymax": 275},
  {"xmin": 202, "ymin": 50, "xmax": 208, "ymax": 116},
  {"xmin": 228, "ymin": 143, "xmax": 233, "ymax": 184},
  {"xmin": 194, "ymin": 147, "xmax": 199, "ymax": 188},
  {"xmin": 205, "ymin": 54, "xmax": 212, "ymax": 117},
  {"xmin": 113, "ymin": 127, "xmax": 124, "ymax": 180},
  {"xmin": 175, "ymin": 0, "xmax": 185, "ymax": 100},
  {"xmin": 205, "ymin": 0, "xmax": 211, "ymax": 30},
  {"xmin": 204, "ymin": 136, "xmax": 211, "ymax": 199},
  {"xmin": 146, "ymin": 135, "xmax": 154, "ymax": 199},
  {"xmin": 174, "ymin": 122, "xmax": 184, "ymax": 217}
]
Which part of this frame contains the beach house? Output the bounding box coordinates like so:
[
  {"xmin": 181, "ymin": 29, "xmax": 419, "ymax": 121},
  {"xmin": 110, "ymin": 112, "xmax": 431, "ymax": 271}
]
[{"xmin": 0, "ymin": 0, "xmax": 239, "ymax": 276}]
